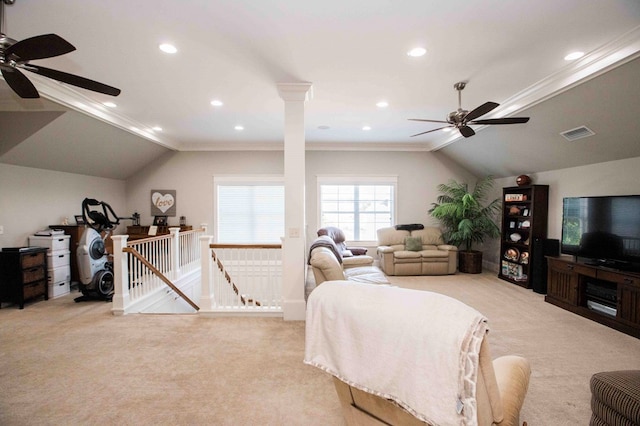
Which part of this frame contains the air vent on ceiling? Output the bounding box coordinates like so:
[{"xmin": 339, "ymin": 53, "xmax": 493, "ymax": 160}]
[{"xmin": 560, "ymin": 126, "xmax": 595, "ymax": 141}]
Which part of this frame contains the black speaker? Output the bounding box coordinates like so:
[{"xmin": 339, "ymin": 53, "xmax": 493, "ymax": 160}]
[{"xmin": 531, "ymin": 238, "xmax": 560, "ymax": 294}]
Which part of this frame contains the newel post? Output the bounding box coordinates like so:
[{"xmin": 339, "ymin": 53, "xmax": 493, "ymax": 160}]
[
  {"xmin": 111, "ymin": 235, "xmax": 129, "ymax": 316},
  {"xmin": 169, "ymin": 227, "xmax": 180, "ymax": 279},
  {"xmin": 198, "ymin": 235, "xmax": 214, "ymax": 312}
]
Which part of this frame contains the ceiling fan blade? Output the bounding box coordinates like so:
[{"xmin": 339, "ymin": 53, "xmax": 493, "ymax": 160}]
[
  {"xmin": 408, "ymin": 118, "xmax": 450, "ymax": 124},
  {"xmin": 464, "ymin": 101, "xmax": 499, "ymax": 122},
  {"xmin": 470, "ymin": 117, "xmax": 530, "ymax": 125},
  {"xmin": 22, "ymin": 64, "xmax": 121, "ymax": 96},
  {"xmin": 459, "ymin": 125, "xmax": 475, "ymax": 138},
  {"xmin": 1, "ymin": 68, "xmax": 39, "ymax": 98},
  {"xmin": 5, "ymin": 34, "xmax": 76, "ymax": 61},
  {"xmin": 410, "ymin": 126, "xmax": 451, "ymax": 137}
]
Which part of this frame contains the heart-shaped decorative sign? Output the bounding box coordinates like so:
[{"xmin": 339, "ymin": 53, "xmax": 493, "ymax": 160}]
[{"xmin": 152, "ymin": 192, "xmax": 175, "ymax": 213}]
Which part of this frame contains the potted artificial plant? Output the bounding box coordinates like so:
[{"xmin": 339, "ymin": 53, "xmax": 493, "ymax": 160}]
[{"xmin": 429, "ymin": 176, "xmax": 501, "ymax": 273}]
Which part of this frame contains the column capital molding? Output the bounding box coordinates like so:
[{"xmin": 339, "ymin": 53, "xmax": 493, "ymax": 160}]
[{"xmin": 277, "ymin": 82, "xmax": 313, "ymax": 102}]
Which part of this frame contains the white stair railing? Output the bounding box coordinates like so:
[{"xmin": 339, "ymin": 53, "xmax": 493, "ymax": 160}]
[
  {"xmin": 111, "ymin": 225, "xmax": 206, "ymax": 315},
  {"xmin": 199, "ymin": 243, "xmax": 283, "ymax": 315}
]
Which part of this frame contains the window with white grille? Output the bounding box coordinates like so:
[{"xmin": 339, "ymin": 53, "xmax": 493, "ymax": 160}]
[{"xmin": 318, "ymin": 176, "xmax": 397, "ymax": 242}]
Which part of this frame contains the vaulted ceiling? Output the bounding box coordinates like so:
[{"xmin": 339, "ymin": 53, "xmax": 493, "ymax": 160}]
[{"xmin": 1, "ymin": 1, "xmax": 639, "ymax": 179}]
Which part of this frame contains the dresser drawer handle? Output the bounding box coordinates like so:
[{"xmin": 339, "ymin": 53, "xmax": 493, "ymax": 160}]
[{"xmin": 566, "ymin": 264, "xmax": 574, "ymax": 270}]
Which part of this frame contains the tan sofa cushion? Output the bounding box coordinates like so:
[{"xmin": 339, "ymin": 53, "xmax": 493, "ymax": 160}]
[
  {"xmin": 411, "ymin": 227, "xmax": 445, "ymax": 245},
  {"xmin": 377, "ymin": 227, "xmax": 410, "ymax": 246}
]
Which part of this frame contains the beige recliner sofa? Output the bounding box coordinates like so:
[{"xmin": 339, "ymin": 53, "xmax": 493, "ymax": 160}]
[{"xmin": 377, "ymin": 226, "xmax": 458, "ymax": 275}]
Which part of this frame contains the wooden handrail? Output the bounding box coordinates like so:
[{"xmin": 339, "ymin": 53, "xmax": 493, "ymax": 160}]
[
  {"xmin": 210, "ymin": 244, "xmax": 282, "ymax": 249},
  {"xmin": 122, "ymin": 247, "xmax": 200, "ymax": 311}
]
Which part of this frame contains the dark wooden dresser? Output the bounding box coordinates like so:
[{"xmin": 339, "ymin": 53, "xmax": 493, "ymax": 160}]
[{"xmin": 0, "ymin": 247, "xmax": 49, "ymax": 309}]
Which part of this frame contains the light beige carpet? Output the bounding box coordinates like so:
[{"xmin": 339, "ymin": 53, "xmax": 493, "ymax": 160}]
[{"xmin": 1, "ymin": 272, "xmax": 639, "ymax": 425}]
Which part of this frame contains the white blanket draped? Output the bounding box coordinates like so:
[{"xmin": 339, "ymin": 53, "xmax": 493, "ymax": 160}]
[{"xmin": 304, "ymin": 281, "xmax": 489, "ymax": 426}]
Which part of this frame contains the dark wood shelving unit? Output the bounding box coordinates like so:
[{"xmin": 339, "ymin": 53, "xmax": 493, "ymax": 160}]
[{"xmin": 498, "ymin": 185, "xmax": 549, "ymax": 288}]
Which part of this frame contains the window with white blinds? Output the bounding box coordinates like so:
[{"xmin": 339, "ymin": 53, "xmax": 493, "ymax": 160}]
[{"xmin": 214, "ymin": 177, "xmax": 284, "ymax": 243}]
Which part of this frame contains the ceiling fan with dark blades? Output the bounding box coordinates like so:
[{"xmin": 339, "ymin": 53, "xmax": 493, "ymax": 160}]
[
  {"xmin": 409, "ymin": 81, "xmax": 529, "ymax": 138},
  {"xmin": 0, "ymin": 0, "xmax": 120, "ymax": 99}
]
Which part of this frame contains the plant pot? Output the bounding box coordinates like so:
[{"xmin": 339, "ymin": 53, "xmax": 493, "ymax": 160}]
[{"xmin": 458, "ymin": 250, "xmax": 483, "ymax": 274}]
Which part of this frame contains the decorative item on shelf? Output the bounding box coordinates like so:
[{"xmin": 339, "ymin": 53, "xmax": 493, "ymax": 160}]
[
  {"xmin": 522, "ymin": 208, "xmax": 529, "ymax": 216},
  {"xmin": 132, "ymin": 212, "xmax": 140, "ymax": 226},
  {"xmin": 153, "ymin": 215, "xmax": 167, "ymax": 226},
  {"xmin": 519, "ymin": 252, "xmax": 529, "ymax": 264},
  {"xmin": 516, "ymin": 174, "xmax": 532, "ymax": 186},
  {"xmin": 180, "ymin": 216, "xmax": 187, "ymax": 226},
  {"xmin": 509, "ymin": 232, "xmax": 522, "ymax": 242},
  {"xmin": 504, "ymin": 248, "xmax": 520, "ymax": 261},
  {"xmin": 509, "ymin": 205, "xmax": 522, "ymax": 216},
  {"xmin": 520, "ymin": 220, "xmax": 531, "ymax": 229},
  {"xmin": 505, "ymin": 193, "xmax": 527, "ymax": 201},
  {"xmin": 74, "ymin": 215, "xmax": 85, "ymax": 225}
]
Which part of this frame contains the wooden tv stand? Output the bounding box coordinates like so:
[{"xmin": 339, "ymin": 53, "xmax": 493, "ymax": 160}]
[{"xmin": 546, "ymin": 256, "xmax": 640, "ymax": 339}]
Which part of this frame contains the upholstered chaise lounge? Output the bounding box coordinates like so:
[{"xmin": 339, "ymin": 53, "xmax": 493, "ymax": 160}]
[{"xmin": 377, "ymin": 226, "xmax": 458, "ymax": 276}]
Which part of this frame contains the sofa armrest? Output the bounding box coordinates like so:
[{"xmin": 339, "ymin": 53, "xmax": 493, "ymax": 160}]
[
  {"xmin": 493, "ymin": 355, "xmax": 531, "ymax": 426},
  {"xmin": 376, "ymin": 247, "xmax": 395, "ymax": 275},
  {"xmin": 437, "ymin": 244, "xmax": 458, "ymax": 252},
  {"xmin": 310, "ymin": 247, "xmax": 346, "ymax": 284}
]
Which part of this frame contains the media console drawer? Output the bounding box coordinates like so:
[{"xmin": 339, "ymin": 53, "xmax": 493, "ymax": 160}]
[{"xmin": 597, "ymin": 269, "xmax": 638, "ymax": 287}]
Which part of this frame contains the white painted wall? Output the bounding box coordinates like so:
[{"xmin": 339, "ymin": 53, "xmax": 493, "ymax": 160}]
[
  {"xmin": 305, "ymin": 150, "xmax": 476, "ymax": 250},
  {"xmin": 4, "ymin": 153, "xmax": 640, "ymax": 275},
  {"xmin": 484, "ymin": 156, "xmax": 640, "ymax": 271},
  {"xmin": 124, "ymin": 150, "xmax": 475, "ymax": 249},
  {"xmin": 125, "ymin": 151, "xmax": 285, "ymax": 234},
  {"xmin": 0, "ymin": 163, "xmax": 126, "ymax": 247}
]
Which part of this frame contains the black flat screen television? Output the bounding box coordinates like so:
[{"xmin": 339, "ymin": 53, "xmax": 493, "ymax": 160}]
[{"xmin": 562, "ymin": 195, "xmax": 640, "ymax": 272}]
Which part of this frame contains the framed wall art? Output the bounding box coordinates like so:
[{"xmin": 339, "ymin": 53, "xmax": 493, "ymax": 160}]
[{"xmin": 150, "ymin": 190, "xmax": 177, "ymax": 217}]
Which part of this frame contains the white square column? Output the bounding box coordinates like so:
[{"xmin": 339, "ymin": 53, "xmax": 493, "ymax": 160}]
[{"xmin": 278, "ymin": 82, "xmax": 312, "ymax": 321}]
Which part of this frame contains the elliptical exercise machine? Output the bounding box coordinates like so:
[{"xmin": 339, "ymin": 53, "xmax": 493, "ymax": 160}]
[{"xmin": 75, "ymin": 198, "xmax": 120, "ymax": 302}]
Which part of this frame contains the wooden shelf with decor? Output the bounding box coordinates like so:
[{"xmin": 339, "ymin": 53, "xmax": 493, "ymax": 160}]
[
  {"xmin": 498, "ymin": 185, "xmax": 549, "ymax": 288},
  {"xmin": 126, "ymin": 225, "xmax": 192, "ymax": 241}
]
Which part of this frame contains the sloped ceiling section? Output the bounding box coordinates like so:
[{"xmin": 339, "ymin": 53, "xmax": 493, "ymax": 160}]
[
  {"xmin": 0, "ymin": 108, "xmax": 171, "ymax": 180},
  {"xmin": 0, "ymin": 111, "xmax": 64, "ymax": 156},
  {"xmin": 438, "ymin": 56, "xmax": 640, "ymax": 177}
]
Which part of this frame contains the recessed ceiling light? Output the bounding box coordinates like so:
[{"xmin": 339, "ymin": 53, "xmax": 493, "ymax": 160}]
[
  {"xmin": 152, "ymin": 126, "xmax": 163, "ymax": 132},
  {"xmin": 407, "ymin": 47, "xmax": 426, "ymax": 57},
  {"xmin": 210, "ymin": 99, "xmax": 223, "ymax": 107},
  {"xmin": 376, "ymin": 101, "xmax": 389, "ymax": 108},
  {"xmin": 159, "ymin": 43, "xmax": 177, "ymax": 54},
  {"xmin": 362, "ymin": 126, "xmax": 372, "ymax": 131},
  {"xmin": 318, "ymin": 125, "xmax": 330, "ymax": 130},
  {"xmin": 234, "ymin": 125, "xmax": 244, "ymax": 131},
  {"xmin": 564, "ymin": 51, "xmax": 584, "ymax": 61},
  {"xmin": 103, "ymin": 101, "xmax": 116, "ymax": 108}
]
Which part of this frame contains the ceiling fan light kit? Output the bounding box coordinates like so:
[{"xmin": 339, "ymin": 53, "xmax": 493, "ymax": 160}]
[
  {"xmin": 409, "ymin": 81, "xmax": 530, "ymax": 139},
  {"xmin": 0, "ymin": 0, "xmax": 120, "ymax": 99}
]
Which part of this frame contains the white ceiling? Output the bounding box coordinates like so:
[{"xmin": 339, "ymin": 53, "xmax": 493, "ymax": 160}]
[{"xmin": 1, "ymin": 0, "xmax": 640, "ymax": 179}]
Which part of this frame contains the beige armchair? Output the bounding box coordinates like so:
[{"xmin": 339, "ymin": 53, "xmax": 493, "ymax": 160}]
[{"xmin": 377, "ymin": 226, "xmax": 458, "ymax": 275}]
